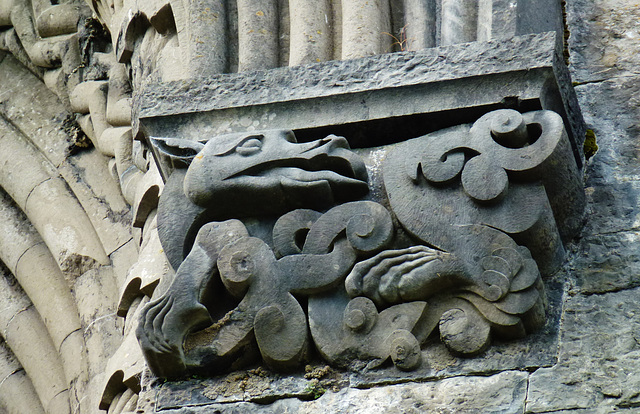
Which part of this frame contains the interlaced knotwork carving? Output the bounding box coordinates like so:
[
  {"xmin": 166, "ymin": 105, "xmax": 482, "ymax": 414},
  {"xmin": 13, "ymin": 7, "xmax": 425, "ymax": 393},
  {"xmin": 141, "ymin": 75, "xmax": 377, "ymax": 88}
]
[{"xmin": 137, "ymin": 110, "xmax": 584, "ymax": 378}]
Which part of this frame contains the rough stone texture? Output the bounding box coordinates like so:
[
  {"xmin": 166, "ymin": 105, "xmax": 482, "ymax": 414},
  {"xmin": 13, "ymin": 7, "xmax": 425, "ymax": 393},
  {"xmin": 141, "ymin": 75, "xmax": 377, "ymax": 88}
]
[
  {"xmin": 155, "ymin": 370, "xmax": 528, "ymax": 413},
  {"xmin": 58, "ymin": 148, "xmax": 132, "ymax": 257},
  {"xmin": 527, "ymin": 287, "xmax": 640, "ymax": 412},
  {"xmin": 562, "ymin": 0, "xmax": 640, "ymax": 294},
  {"xmin": 0, "ymin": 0, "xmax": 639, "ymax": 412},
  {"xmin": 136, "ymin": 32, "xmax": 585, "ymax": 174},
  {"xmin": 137, "ymin": 33, "xmax": 559, "ymax": 119},
  {"xmin": 566, "ymin": 0, "xmax": 640, "ymax": 84},
  {"xmin": 0, "ymin": 54, "xmax": 70, "ymax": 168},
  {"xmin": 523, "ymin": 0, "xmax": 640, "ymax": 412}
]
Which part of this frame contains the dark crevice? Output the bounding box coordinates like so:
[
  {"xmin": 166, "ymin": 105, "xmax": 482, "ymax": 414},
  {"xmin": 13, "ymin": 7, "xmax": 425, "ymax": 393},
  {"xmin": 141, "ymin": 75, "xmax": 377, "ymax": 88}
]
[
  {"xmin": 575, "ymin": 283, "xmax": 640, "ymax": 298},
  {"xmin": 293, "ymin": 100, "xmax": 542, "ymax": 149},
  {"xmin": 561, "ymin": 0, "xmax": 570, "ymax": 66}
]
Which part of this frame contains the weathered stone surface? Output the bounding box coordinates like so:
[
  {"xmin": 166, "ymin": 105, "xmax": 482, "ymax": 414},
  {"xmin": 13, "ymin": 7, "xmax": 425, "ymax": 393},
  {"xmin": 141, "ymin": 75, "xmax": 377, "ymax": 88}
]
[
  {"xmin": 527, "ymin": 287, "xmax": 640, "ymax": 412},
  {"xmin": 381, "ymin": 110, "xmax": 582, "ymax": 272},
  {"xmin": 574, "ymin": 77, "xmax": 640, "ymax": 237},
  {"xmin": 156, "ymin": 367, "xmax": 318, "ymax": 408},
  {"xmin": 100, "ymin": 297, "xmax": 146, "ymax": 410},
  {"xmin": 139, "ymin": 109, "xmax": 582, "ymax": 381},
  {"xmin": 0, "ymin": 54, "xmax": 70, "ymax": 167},
  {"xmin": 349, "ymin": 275, "xmax": 563, "ymax": 387},
  {"xmin": 566, "ymin": 0, "xmax": 640, "ymax": 84},
  {"xmin": 72, "ymin": 266, "xmax": 123, "ymax": 379},
  {"xmin": 0, "ymin": 342, "xmax": 45, "ymax": 414},
  {"xmin": 58, "ymin": 148, "xmax": 132, "ymax": 257},
  {"xmin": 561, "ymin": 67, "xmax": 640, "ymax": 298},
  {"xmin": 570, "ymin": 232, "xmax": 640, "ymax": 295},
  {"xmin": 154, "ymin": 370, "xmax": 528, "ymax": 413},
  {"xmin": 118, "ymin": 223, "xmax": 172, "ymax": 316},
  {"xmin": 136, "ymin": 32, "xmax": 585, "ymax": 173}
]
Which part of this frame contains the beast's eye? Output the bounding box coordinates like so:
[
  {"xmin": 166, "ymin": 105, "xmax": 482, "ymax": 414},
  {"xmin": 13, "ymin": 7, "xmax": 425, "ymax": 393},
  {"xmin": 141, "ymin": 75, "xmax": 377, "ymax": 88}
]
[{"xmin": 236, "ymin": 135, "xmax": 263, "ymax": 156}]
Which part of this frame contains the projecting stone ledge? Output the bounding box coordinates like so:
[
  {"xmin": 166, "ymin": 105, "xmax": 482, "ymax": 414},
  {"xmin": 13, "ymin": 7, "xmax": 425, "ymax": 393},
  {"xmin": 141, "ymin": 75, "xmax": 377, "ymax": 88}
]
[
  {"xmin": 149, "ymin": 370, "xmax": 529, "ymax": 413},
  {"xmin": 135, "ymin": 32, "xmax": 585, "ymax": 172}
]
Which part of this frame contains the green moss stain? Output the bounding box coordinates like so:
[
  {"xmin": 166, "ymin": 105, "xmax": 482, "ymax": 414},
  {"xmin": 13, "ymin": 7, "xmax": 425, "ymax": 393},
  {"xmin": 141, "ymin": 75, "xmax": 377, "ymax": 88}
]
[{"xmin": 584, "ymin": 129, "xmax": 598, "ymax": 160}]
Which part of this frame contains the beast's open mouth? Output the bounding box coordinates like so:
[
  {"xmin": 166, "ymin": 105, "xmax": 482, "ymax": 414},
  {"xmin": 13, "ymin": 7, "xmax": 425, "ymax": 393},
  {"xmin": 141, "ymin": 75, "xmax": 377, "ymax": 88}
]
[
  {"xmin": 262, "ymin": 167, "xmax": 369, "ymax": 189},
  {"xmin": 228, "ymin": 150, "xmax": 368, "ymax": 186}
]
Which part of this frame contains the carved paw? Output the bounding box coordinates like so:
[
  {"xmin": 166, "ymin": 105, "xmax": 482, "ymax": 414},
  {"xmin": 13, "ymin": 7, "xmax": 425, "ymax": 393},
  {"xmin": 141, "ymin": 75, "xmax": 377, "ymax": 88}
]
[
  {"xmin": 136, "ymin": 292, "xmax": 212, "ymax": 377},
  {"xmin": 345, "ymin": 246, "xmax": 459, "ymax": 306}
]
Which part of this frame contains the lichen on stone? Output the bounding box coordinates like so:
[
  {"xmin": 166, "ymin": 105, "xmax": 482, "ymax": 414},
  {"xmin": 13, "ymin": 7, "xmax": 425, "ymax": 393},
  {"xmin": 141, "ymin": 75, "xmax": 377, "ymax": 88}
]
[{"xmin": 584, "ymin": 129, "xmax": 598, "ymax": 159}]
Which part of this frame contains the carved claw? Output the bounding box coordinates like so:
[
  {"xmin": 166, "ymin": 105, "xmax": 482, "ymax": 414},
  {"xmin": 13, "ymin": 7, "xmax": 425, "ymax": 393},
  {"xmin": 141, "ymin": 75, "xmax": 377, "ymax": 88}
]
[
  {"xmin": 137, "ymin": 292, "xmax": 213, "ymax": 378},
  {"xmin": 137, "ymin": 220, "xmax": 248, "ymax": 378},
  {"xmin": 345, "ymin": 246, "xmax": 469, "ymax": 306}
]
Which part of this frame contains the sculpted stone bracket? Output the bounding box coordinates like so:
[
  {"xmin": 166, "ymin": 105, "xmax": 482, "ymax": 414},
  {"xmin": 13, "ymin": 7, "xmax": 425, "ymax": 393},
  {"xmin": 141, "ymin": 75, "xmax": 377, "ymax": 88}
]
[{"xmin": 136, "ymin": 106, "xmax": 585, "ymax": 378}]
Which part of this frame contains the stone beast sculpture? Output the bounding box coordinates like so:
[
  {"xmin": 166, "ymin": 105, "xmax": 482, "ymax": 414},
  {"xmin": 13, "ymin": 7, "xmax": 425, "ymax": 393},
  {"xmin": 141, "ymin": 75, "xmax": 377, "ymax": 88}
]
[
  {"xmin": 309, "ymin": 110, "xmax": 584, "ymax": 370},
  {"xmin": 137, "ymin": 129, "xmax": 382, "ymax": 378},
  {"xmin": 137, "ymin": 110, "xmax": 586, "ymax": 379}
]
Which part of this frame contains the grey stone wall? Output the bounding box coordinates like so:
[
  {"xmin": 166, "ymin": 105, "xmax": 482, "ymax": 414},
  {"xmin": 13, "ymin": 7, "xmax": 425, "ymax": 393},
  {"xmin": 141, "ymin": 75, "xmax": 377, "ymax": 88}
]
[
  {"xmin": 137, "ymin": 1, "xmax": 640, "ymax": 412},
  {"xmin": 0, "ymin": 0, "xmax": 637, "ymax": 413}
]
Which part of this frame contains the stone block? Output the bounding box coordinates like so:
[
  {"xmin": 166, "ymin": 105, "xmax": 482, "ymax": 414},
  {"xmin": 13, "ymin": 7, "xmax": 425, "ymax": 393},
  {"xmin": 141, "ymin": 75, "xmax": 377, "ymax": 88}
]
[
  {"xmin": 527, "ymin": 287, "xmax": 640, "ymax": 412},
  {"xmin": 574, "ymin": 77, "xmax": 640, "ymax": 237},
  {"xmin": 58, "ymin": 148, "xmax": 132, "ymax": 257},
  {"xmin": 136, "ymin": 32, "xmax": 585, "ymax": 177},
  {"xmin": 566, "ymin": 0, "xmax": 640, "ymax": 84},
  {"xmin": 152, "ymin": 370, "xmax": 528, "ymax": 413}
]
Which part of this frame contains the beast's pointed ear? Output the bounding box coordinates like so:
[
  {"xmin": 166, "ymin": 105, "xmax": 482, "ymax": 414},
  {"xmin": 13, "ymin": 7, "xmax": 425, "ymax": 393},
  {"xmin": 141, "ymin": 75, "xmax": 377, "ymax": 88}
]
[{"xmin": 150, "ymin": 137, "xmax": 206, "ymax": 168}]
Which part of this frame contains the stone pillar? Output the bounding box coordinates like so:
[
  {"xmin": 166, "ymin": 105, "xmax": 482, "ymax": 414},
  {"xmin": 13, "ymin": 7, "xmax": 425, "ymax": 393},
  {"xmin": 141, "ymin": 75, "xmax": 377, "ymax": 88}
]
[
  {"xmin": 237, "ymin": 0, "xmax": 279, "ymax": 71},
  {"xmin": 402, "ymin": 0, "xmax": 436, "ymax": 49},
  {"xmin": 342, "ymin": 0, "xmax": 391, "ymax": 59},
  {"xmin": 441, "ymin": 0, "xmax": 478, "ymax": 45},
  {"xmin": 289, "ymin": 0, "xmax": 332, "ymax": 65}
]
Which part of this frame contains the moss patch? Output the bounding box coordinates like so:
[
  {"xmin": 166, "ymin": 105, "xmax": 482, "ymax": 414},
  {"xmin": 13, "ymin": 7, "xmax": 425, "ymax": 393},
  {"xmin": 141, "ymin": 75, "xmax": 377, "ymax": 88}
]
[{"xmin": 584, "ymin": 129, "xmax": 598, "ymax": 160}]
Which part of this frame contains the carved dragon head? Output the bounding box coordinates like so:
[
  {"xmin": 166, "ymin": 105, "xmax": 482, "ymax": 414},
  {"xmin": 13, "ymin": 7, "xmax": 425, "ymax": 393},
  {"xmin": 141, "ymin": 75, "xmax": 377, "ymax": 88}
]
[
  {"xmin": 154, "ymin": 129, "xmax": 369, "ymax": 216},
  {"xmin": 153, "ymin": 129, "xmax": 370, "ymax": 269}
]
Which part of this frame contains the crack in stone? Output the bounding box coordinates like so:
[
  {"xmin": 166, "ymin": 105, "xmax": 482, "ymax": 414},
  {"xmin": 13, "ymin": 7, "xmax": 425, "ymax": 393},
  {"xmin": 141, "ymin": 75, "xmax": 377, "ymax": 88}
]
[
  {"xmin": 589, "ymin": 226, "xmax": 640, "ymax": 237},
  {"xmin": 573, "ymin": 283, "xmax": 640, "ymax": 298},
  {"xmin": 84, "ymin": 312, "xmax": 117, "ymax": 334},
  {"xmin": 24, "ymin": 177, "xmax": 53, "ymax": 210},
  {"xmin": 0, "ymin": 368, "xmax": 23, "ymax": 390},
  {"xmin": 3, "ymin": 305, "xmax": 33, "ymax": 339},
  {"xmin": 109, "ymin": 236, "xmax": 135, "ymax": 258},
  {"xmin": 13, "ymin": 241, "xmax": 46, "ymax": 274},
  {"xmin": 58, "ymin": 328, "xmax": 82, "ymax": 354},
  {"xmin": 573, "ymin": 73, "xmax": 640, "ymax": 88}
]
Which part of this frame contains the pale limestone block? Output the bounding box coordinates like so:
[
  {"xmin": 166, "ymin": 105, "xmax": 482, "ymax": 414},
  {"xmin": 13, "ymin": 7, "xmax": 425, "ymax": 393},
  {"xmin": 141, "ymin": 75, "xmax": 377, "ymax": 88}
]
[
  {"xmin": 24, "ymin": 176, "xmax": 110, "ymax": 274},
  {"xmin": 35, "ymin": 4, "xmax": 80, "ymax": 38},
  {"xmin": 0, "ymin": 118, "xmax": 58, "ymax": 208},
  {"xmin": 0, "ymin": 190, "xmax": 40, "ymax": 273},
  {"xmin": 4, "ymin": 309, "xmax": 69, "ymax": 414},
  {"xmin": 101, "ymin": 297, "xmax": 147, "ymax": 410},
  {"xmin": 118, "ymin": 224, "xmax": 171, "ymax": 316},
  {"xmin": 289, "ymin": 0, "xmax": 332, "ymax": 65},
  {"xmin": 58, "ymin": 147, "xmax": 132, "ymax": 256},
  {"xmin": 73, "ymin": 267, "xmax": 123, "ymax": 379},
  {"xmin": 0, "ymin": 55, "xmax": 69, "ymax": 167},
  {"xmin": 0, "ymin": 369, "xmax": 45, "ymax": 414},
  {"xmin": 0, "ymin": 339, "xmax": 45, "ymax": 414},
  {"xmin": 342, "ymin": 0, "xmax": 392, "ymax": 59}
]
